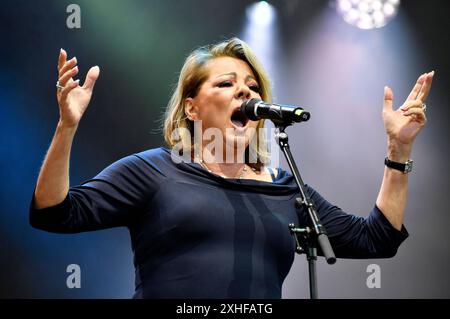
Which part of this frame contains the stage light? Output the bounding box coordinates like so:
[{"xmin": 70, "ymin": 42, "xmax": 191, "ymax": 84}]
[
  {"xmin": 246, "ymin": 1, "xmax": 276, "ymax": 28},
  {"xmin": 337, "ymin": 0, "xmax": 400, "ymax": 30},
  {"xmin": 242, "ymin": 0, "xmax": 278, "ymax": 74}
]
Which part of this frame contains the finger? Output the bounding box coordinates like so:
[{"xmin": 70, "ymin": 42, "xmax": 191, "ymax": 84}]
[
  {"xmin": 82, "ymin": 66, "xmax": 100, "ymax": 92},
  {"xmin": 399, "ymin": 99, "xmax": 422, "ymax": 111},
  {"xmin": 417, "ymin": 71, "xmax": 434, "ymax": 102},
  {"xmin": 383, "ymin": 86, "xmax": 394, "ymax": 112},
  {"xmin": 406, "ymin": 73, "xmax": 427, "ymax": 101},
  {"xmin": 58, "ymin": 48, "xmax": 67, "ymax": 71},
  {"xmin": 59, "ymin": 79, "xmax": 80, "ymax": 100},
  {"xmin": 58, "ymin": 66, "xmax": 79, "ymax": 86},
  {"xmin": 402, "ymin": 107, "xmax": 427, "ymax": 122},
  {"xmin": 58, "ymin": 57, "xmax": 77, "ymax": 77}
]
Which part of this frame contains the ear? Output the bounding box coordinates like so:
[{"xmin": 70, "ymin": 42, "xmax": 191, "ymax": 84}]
[{"xmin": 184, "ymin": 97, "xmax": 199, "ymax": 121}]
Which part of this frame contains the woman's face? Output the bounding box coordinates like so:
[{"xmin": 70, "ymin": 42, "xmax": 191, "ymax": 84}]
[{"xmin": 186, "ymin": 56, "xmax": 262, "ymax": 156}]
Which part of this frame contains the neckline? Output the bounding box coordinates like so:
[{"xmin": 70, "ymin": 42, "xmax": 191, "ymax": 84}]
[
  {"xmin": 160, "ymin": 146, "xmax": 294, "ymax": 188},
  {"xmin": 194, "ymin": 161, "xmax": 274, "ymax": 183}
]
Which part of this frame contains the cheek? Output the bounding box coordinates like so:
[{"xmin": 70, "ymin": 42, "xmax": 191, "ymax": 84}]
[
  {"xmin": 251, "ymin": 91, "xmax": 262, "ymax": 100},
  {"xmin": 249, "ymin": 120, "xmax": 260, "ymax": 130},
  {"xmin": 244, "ymin": 121, "xmax": 260, "ymax": 140},
  {"xmin": 197, "ymin": 93, "xmax": 230, "ymax": 119}
]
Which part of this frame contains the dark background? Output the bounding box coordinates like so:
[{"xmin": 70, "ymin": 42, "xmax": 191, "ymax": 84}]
[{"xmin": 0, "ymin": 0, "xmax": 448, "ymax": 298}]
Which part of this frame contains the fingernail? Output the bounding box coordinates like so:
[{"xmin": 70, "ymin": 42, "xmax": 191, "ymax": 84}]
[{"xmin": 430, "ymin": 70, "xmax": 435, "ymax": 75}]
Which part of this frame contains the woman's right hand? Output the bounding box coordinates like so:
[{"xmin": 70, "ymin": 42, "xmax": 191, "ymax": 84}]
[{"xmin": 56, "ymin": 48, "xmax": 100, "ymax": 128}]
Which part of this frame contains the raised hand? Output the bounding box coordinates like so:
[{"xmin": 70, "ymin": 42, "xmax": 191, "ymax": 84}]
[
  {"xmin": 382, "ymin": 71, "xmax": 434, "ymax": 158},
  {"xmin": 56, "ymin": 48, "xmax": 100, "ymax": 128}
]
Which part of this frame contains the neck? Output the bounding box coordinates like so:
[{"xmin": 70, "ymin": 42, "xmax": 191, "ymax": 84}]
[{"xmin": 196, "ymin": 144, "xmax": 247, "ymax": 178}]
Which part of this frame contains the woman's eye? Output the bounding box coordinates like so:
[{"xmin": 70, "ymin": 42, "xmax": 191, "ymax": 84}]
[
  {"xmin": 250, "ymin": 85, "xmax": 260, "ymax": 93},
  {"xmin": 218, "ymin": 82, "xmax": 232, "ymax": 88}
]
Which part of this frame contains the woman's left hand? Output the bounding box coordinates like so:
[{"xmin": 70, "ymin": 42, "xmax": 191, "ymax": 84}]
[{"xmin": 382, "ymin": 71, "xmax": 434, "ymax": 160}]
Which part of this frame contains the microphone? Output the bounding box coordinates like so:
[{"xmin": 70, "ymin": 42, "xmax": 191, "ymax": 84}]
[{"xmin": 240, "ymin": 98, "xmax": 311, "ymax": 125}]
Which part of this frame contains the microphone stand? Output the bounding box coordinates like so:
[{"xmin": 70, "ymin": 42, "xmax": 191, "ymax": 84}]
[{"xmin": 274, "ymin": 124, "xmax": 336, "ymax": 299}]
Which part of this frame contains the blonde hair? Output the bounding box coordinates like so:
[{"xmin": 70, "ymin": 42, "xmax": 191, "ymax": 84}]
[{"xmin": 163, "ymin": 37, "xmax": 272, "ymax": 169}]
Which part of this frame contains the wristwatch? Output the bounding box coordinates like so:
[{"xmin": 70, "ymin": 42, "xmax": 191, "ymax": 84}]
[{"xmin": 384, "ymin": 157, "xmax": 413, "ymax": 173}]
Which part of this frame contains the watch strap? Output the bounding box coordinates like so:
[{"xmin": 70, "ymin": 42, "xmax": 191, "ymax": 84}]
[{"xmin": 384, "ymin": 157, "xmax": 413, "ymax": 173}]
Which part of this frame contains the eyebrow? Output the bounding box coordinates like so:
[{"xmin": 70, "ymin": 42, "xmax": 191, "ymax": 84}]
[{"xmin": 215, "ymin": 72, "xmax": 257, "ymax": 82}]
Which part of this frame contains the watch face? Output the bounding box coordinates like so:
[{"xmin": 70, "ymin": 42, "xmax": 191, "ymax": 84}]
[{"xmin": 405, "ymin": 160, "xmax": 413, "ymax": 173}]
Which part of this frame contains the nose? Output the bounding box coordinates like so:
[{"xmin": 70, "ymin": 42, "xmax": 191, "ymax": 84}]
[{"xmin": 235, "ymin": 84, "xmax": 252, "ymax": 100}]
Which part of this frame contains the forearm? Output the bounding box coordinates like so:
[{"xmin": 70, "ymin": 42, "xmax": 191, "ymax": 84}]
[
  {"xmin": 34, "ymin": 120, "xmax": 78, "ymax": 209},
  {"xmin": 376, "ymin": 142, "xmax": 411, "ymax": 231}
]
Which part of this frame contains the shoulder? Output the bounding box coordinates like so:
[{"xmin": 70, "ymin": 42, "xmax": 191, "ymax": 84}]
[
  {"xmin": 134, "ymin": 147, "xmax": 173, "ymax": 171},
  {"xmin": 267, "ymin": 166, "xmax": 291, "ymax": 181},
  {"xmin": 135, "ymin": 147, "xmax": 172, "ymax": 163},
  {"xmin": 266, "ymin": 166, "xmax": 319, "ymax": 195},
  {"xmin": 98, "ymin": 147, "xmax": 172, "ymax": 179}
]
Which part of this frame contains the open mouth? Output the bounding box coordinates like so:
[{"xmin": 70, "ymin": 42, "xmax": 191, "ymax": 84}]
[{"xmin": 230, "ymin": 109, "xmax": 249, "ymax": 128}]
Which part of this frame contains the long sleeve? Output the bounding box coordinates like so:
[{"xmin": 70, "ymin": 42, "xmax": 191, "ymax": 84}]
[
  {"xmin": 29, "ymin": 151, "xmax": 165, "ymax": 233},
  {"xmin": 301, "ymin": 185, "xmax": 409, "ymax": 259}
]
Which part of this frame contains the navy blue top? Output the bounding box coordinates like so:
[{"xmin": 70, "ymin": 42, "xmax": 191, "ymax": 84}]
[{"xmin": 29, "ymin": 147, "xmax": 408, "ymax": 298}]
